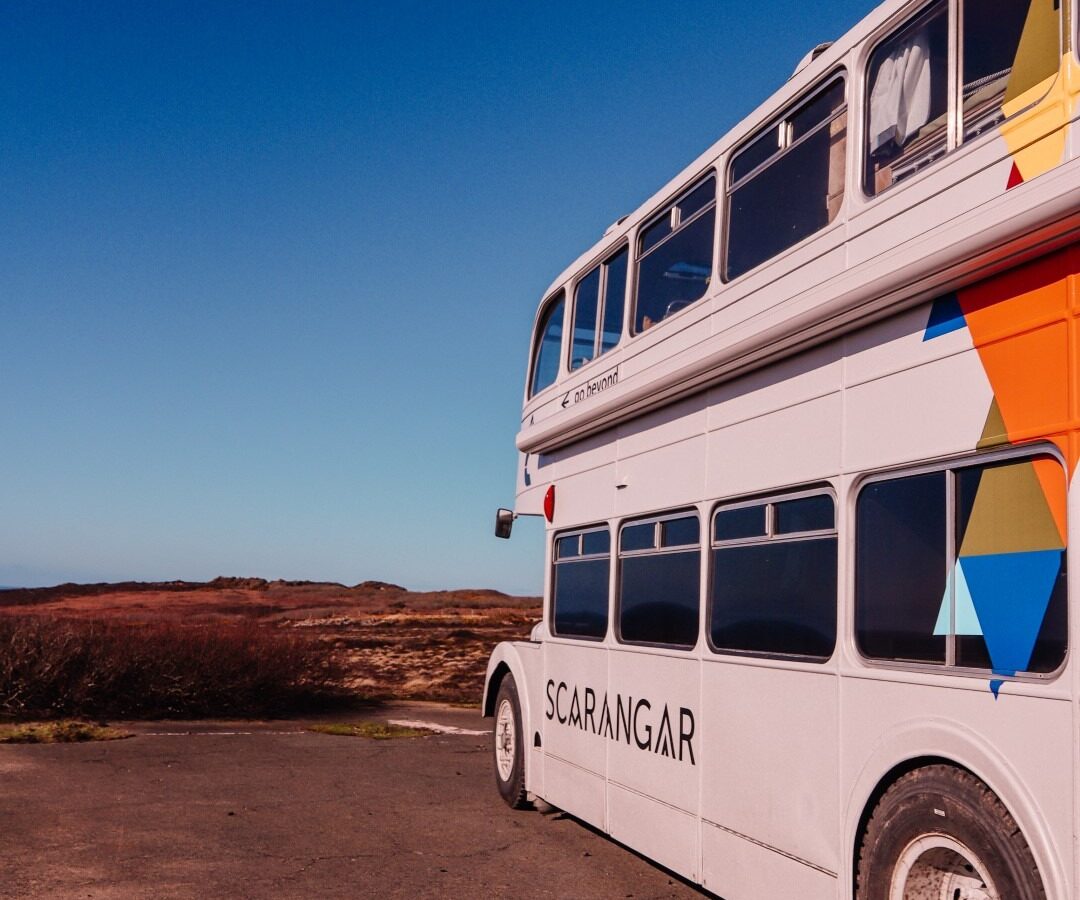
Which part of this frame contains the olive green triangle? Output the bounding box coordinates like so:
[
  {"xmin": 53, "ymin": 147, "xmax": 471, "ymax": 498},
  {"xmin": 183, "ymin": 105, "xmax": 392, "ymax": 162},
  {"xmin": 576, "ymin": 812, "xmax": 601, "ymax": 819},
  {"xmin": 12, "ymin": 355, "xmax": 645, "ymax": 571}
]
[
  {"xmin": 1003, "ymin": 0, "xmax": 1060, "ymax": 106},
  {"xmin": 976, "ymin": 398, "xmax": 1009, "ymax": 450},
  {"xmin": 959, "ymin": 459, "xmax": 1065, "ymax": 556}
]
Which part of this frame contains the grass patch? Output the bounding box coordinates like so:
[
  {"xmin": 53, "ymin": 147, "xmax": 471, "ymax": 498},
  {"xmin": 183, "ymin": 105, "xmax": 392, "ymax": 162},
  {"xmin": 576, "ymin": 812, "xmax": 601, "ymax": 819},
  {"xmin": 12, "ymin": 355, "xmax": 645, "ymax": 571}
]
[
  {"xmin": 0, "ymin": 720, "xmax": 132, "ymax": 744},
  {"xmin": 308, "ymin": 721, "xmax": 432, "ymax": 739},
  {"xmin": 0, "ymin": 616, "xmax": 351, "ymax": 719}
]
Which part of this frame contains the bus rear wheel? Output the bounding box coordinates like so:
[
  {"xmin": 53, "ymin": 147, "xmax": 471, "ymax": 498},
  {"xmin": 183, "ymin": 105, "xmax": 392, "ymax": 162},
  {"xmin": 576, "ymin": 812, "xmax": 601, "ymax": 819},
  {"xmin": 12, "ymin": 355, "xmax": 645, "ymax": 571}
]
[
  {"xmin": 493, "ymin": 674, "xmax": 529, "ymax": 809},
  {"xmin": 856, "ymin": 765, "xmax": 1045, "ymax": 900}
]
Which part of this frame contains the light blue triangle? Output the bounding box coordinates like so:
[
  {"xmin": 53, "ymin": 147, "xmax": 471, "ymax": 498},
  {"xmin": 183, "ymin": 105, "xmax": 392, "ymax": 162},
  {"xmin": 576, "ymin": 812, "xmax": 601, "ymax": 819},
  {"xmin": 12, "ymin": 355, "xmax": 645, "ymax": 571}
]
[
  {"xmin": 933, "ymin": 561, "xmax": 982, "ymax": 636},
  {"xmin": 964, "ymin": 550, "xmax": 1063, "ymax": 677}
]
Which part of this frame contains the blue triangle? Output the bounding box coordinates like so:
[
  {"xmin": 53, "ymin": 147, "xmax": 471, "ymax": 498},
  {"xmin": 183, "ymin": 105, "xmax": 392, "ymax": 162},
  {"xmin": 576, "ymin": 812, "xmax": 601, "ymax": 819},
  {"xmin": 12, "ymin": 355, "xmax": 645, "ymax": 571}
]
[
  {"xmin": 989, "ymin": 679, "xmax": 1004, "ymax": 698},
  {"xmin": 963, "ymin": 550, "xmax": 1062, "ymax": 676},
  {"xmin": 923, "ymin": 293, "xmax": 966, "ymax": 341}
]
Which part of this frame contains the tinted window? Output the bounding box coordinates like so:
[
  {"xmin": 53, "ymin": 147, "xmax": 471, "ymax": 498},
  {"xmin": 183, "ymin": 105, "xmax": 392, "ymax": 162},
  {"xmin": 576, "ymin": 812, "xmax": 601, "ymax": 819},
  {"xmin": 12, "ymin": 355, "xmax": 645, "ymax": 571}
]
[
  {"xmin": 865, "ymin": 2, "xmax": 949, "ymax": 195},
  {"xmin": 556, "ymin": 534, "xmax": 579, "ymax": 559},
  {"xmin": 600, "ymin": 248, "xmax": 627, "ymax": 353},
  {"xmin": 621, "ymin": 522, "xmax": 655, "ymax": 552},
  {"xmin": 619, "ymin": 513, "xmax": 700, "ymax": 648},
  {"xmin": 962, "ymin": 0, "xmax": 1060, "ymax": 141},
  {"xmin": 662, "ymin": 516, "xmax": 699, "ymax": 547},
  {"xmin": 711, "ymin": 539, "xmax": 837, "ymax": 658},
  {"xmin": 856, "ymin": 472, "xmax": 947, "ymax": 663},
  {"xmin": 727, "ymin": 80, "xmax": 846, "ymax": 280},
  {"xmin": 952, "ymin": 459, "xmax": 1066, "ymax": 673},
  {"xmin": 620, "ymin": 551, "xmax": 700, "ymax": 647},
  {"xmin": 582, "ymin": 530, "xmax": 610, "ymax": 556},
  {"xmin": 714, "ymin": 504, "xmax": 767, "ymax": 541},
  {"xmin": 553, "ymin": 528, "xmax": 610, "ymax": 640},
  {"xmin": 635, "ymin": 177, "xmax": 716, "ymax": 333},
  {"xmin": 857, "ymin": 459, "xmax": 1067, "ymax": 675},
  {"xmin": 570, "ymin": 267, "xmax": 601, "ymax": 372},
  {"xmin": 710, "ymin": 492, "xmax": 836, "ymax": 659},
  {"xmin": 775, "ymin": 495, "xmax": 834, "ymax": 534},
  {"xmin": 530, "ymin": 292, "xmax": 565, "ymax": 396}
]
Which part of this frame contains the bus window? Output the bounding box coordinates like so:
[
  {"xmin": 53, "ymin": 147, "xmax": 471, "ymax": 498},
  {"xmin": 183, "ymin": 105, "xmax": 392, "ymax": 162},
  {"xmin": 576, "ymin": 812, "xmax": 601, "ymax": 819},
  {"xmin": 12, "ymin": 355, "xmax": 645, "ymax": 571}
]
[
  {"xmin": 962, "ymin": 0, "xmax": 1060, "ymax": 141},
  {"xmin": 552, "ymin": 527, "xmax": 610, "ymax": 640},
  {"xmin": 856, "ymin": 472, "xmax": 948, "ymax": 663},
  {"xmin": 866, "ymin": 0, "xmax": 1060, "ymax": 195},
  {"xmin": 726, "ymin": 77, "xmax": 847, "ymax": 280},
  {"xmin": 529, "ymin": 291, "xmax": 565, "ymax": 397},
  {"xmin": 856, "ymin": 457, "xmax": 1067, "ymax": 674},
  {"xmin": 634, "ymin": 177, "xmax": 716, "ymax": 334},
  {"xmin": 710, "ymin": 493, "xmax": 837, "ymax": 660},
  {"xmin": 865, "ymin": 2, "xmax": 948, "ymax": 196},
  {"xmin": 599, "ymin": 248, "xmax": 627, "ymax": 353},
  {"xmin": 618, "ymin": 513, "xmax": 700, "ymax": 647},
  {"xmin": 570, "ymin": 247, "xmax": 628, "ymax": 371},
  {"xmin": 570, "ymin": 268, "xmax": 601, "ymax": 372}
]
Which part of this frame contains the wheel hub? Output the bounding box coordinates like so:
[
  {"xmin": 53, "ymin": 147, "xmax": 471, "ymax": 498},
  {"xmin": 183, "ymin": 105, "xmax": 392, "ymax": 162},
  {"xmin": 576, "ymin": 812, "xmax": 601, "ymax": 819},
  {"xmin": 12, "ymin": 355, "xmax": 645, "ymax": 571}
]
[
  {"xmin": 890, "ymin": 835, "xmax": 998, "ymax": 900},
  {"xmin": 495, "ymin": 698, "xmax": 516, "ymax": 781}
]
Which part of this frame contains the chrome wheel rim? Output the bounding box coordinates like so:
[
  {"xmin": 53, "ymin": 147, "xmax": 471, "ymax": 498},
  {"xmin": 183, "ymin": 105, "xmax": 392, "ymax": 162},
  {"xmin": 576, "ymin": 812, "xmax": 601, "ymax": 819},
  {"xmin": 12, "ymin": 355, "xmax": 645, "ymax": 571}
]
[
  {"xmin": 495, "ymin": 697, "xmax": 516, "ymax": 781},
  {"xmin": 890, "ymin": 834, "xmax": 999, "ymax": 900}
]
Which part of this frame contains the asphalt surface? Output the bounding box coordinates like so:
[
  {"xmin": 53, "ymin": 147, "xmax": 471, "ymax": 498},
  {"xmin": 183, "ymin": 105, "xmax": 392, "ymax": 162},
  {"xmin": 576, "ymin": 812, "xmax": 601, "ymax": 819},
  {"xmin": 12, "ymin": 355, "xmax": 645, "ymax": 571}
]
[{"xmin": 0, "ymin": 703, "xmax": 705, "ymax": 898}]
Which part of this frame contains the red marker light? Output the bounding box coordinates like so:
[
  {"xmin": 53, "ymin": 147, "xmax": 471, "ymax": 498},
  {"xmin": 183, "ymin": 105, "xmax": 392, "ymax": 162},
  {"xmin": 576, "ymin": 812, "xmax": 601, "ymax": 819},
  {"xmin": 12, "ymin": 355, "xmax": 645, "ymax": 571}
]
[{"xmin": 543, "ymin": 485, "xmax": 555, "ymax": 523}]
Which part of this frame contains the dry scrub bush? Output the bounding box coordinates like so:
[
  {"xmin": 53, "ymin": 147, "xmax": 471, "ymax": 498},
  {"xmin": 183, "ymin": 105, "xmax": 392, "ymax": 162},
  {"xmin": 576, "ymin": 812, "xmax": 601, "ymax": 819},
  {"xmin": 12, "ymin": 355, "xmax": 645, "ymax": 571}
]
[{"xmin": 0, "ymin": 617, "xmax": 348, "ymax": 719}]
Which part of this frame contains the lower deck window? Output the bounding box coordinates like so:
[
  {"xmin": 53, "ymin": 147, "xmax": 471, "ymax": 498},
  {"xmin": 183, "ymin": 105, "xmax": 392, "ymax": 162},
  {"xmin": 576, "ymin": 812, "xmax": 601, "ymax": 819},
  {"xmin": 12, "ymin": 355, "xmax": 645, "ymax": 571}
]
[
  {"xmin": 552, "ymin": 528, "xmax": 610, "ymax": 639},
  {"xmin": 618, "ymin": 513, "xmax": 700, "ymax": 647},
  {"xmin": 710, "ymin": 493, "xmax": 837, "ymax": 660},
  {"xmin": 856, "ymin": 456, "xmax": 1067, "ymax": 675}
]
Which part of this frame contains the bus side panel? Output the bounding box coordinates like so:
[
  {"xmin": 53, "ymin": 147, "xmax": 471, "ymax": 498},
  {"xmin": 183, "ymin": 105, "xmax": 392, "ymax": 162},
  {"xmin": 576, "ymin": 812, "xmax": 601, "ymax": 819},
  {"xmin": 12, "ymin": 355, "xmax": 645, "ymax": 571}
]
[
  {"xmin": 700, "ymin": 820, "xmax": 836, "ymax": 900},
  {"xmin": 608, "ymin": 783, "xmax": 698, "ymax": 881},
  {"xmin": 605, "ymin": 649, "xmax": 701, "ymax": 882},
  {"xmin": 540, "ymin": 640, "xmax": 608, "ymax": 830},
  {"xmin": 700, "ymin": 662, "xmax": 840, "ymax": 878}
]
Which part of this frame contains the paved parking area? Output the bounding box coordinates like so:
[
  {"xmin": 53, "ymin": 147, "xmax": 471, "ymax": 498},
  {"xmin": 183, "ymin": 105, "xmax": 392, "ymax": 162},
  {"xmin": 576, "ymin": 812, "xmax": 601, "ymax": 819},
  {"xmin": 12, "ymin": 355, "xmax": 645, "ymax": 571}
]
[{"xmin": 0, "ymin": 704, "xmax": 704, "ymax": 898}]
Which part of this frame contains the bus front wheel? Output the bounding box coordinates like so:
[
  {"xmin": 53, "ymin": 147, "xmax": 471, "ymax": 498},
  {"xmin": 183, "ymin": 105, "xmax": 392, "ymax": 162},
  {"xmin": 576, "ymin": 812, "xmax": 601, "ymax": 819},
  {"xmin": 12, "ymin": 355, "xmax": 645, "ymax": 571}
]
[
  {"xmin": 856, "ymin": 765, "xmax": 1045, "ymax": 900},
  {"xmin": 493, "ymin": 674, "xmax": 529, "ymax": 809}
]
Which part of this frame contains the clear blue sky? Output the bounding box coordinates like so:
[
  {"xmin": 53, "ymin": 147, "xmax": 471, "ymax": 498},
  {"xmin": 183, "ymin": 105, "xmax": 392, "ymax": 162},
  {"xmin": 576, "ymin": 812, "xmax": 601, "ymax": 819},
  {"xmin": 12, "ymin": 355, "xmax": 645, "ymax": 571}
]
[{"xmin": 1, "ymin": 0, "xmax": 868, "ymax": 594}]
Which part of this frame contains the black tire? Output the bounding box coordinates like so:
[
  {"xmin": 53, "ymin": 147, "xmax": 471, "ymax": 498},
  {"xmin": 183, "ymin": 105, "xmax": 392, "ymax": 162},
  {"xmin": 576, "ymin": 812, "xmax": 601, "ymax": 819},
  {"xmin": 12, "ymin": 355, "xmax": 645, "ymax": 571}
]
[
  {"xmin": 856, "ymin": 765, "xmax": 1045, "ymax": 900},
  {"xmin": 492, "ymin": 674, "xmax": 529, "ymax": 809}
]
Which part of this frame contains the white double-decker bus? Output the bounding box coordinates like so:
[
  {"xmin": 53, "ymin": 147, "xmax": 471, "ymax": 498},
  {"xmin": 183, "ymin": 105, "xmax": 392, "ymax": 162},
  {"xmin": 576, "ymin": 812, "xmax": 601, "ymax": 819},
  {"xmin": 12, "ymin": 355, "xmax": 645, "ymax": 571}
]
[{"xmin": 484, "ymin": 0, "xmax": 1080, "ymax": 896}]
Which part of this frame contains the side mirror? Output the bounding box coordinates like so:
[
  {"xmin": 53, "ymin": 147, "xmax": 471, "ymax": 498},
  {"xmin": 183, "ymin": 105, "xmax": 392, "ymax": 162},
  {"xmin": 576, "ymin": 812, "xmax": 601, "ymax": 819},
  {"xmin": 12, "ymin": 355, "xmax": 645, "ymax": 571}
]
[{"xmin": 494, "ymin": 508, "xmax": 515, "ymax": 539}]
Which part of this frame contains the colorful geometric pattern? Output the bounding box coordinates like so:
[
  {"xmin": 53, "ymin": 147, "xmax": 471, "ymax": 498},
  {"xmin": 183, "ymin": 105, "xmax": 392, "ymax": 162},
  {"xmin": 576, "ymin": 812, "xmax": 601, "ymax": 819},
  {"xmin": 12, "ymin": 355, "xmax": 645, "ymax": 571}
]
[{"xmin": 923, "ymin": 243, "xmax": 1075, "ymax": 694}]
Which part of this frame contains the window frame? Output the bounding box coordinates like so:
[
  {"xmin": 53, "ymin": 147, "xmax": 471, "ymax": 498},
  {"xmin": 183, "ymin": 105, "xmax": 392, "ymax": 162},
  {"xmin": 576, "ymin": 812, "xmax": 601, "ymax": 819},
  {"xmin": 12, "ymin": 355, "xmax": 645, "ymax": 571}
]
[
  {"xmin": 615, "ymin": 509, "xmax": 702, "ymax": 651},
  {"xmin": 706, "ymin": 486, "xmax": 838, "ymax": 663},
  {"xmin": 550, "ymin": 524, "xmax": 612, "ymax": 642},
  {"xmin": 527, "ymin": 289, "xmax": 566, "ymax": 399},
  {"xmin": 567, "ymin": 242, "xmax": 629, "ymax": 374},
  {"xmin": 861, "ymin": 0, "xmax": 1063, "ymax": 199},
  {"xmin": 721, "ymin": 70, "xmax": 848, "ymax": 283},
  {"xmin": 630, "ymin": 172, "xmax": 718, "ymax": 338},
  {"xmin": 852, "ymin": 446, "xmax": 1069, "ymax": 682}
]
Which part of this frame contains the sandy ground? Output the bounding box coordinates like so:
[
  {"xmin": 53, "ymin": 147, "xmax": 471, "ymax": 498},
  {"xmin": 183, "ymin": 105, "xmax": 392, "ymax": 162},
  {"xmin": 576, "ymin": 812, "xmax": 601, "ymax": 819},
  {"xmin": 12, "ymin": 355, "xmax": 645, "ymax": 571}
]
[{"xmin": 0, "ymin": 704, "xmax": 707, "ymax": 899}]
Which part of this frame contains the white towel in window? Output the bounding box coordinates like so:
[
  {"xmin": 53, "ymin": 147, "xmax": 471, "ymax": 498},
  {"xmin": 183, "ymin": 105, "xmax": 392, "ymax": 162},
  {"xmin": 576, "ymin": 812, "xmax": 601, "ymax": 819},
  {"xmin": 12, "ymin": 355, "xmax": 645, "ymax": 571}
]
[{"xmin": 869, "ymin": 30, "xmax": 931, "ymax": 153}]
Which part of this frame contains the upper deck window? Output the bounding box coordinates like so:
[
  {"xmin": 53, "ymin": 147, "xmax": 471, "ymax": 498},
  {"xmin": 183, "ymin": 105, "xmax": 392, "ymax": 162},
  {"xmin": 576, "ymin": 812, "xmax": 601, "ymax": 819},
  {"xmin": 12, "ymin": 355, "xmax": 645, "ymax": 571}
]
[
  {"xmin": 633, "ymin": 176, "xmax": 716, "ymax": 334},
  {"xmin": 529, "ymin": 291, "xmax": 565, "ymax": 397},
  {"xmin": 726, "ymin": 77, "xmax": 847, "ymax": 281},
  {"xmin": 866, "ymin": 0, "xmax": 1060, "ymax": 195},
  {"xmin": 570, "ymin": 246, "xmax": 628, "ymax": 371}
]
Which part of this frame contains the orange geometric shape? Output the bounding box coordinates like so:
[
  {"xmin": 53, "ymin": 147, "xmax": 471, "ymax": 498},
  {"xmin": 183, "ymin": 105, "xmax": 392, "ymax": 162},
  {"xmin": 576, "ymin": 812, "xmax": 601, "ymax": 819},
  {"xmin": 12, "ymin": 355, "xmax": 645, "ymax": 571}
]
[
  {"xmin": 1031, "ymin": 456, "xmax": 1068, "ymax": 546},
  {"xmin": 958, "ymin": 249, "xmax": 1074, "ymax": 473}
]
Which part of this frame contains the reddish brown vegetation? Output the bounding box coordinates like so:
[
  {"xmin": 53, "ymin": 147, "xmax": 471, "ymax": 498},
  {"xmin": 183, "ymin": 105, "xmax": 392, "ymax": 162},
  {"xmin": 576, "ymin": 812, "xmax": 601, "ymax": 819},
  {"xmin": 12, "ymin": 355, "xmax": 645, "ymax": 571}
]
[
  {"xmin": 0, "ymin": 616, "xmax": 348, "ymax": 719},
  {"xmin": 0, "ymin": 579, "xmax": 541, "ymax": 713}
]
